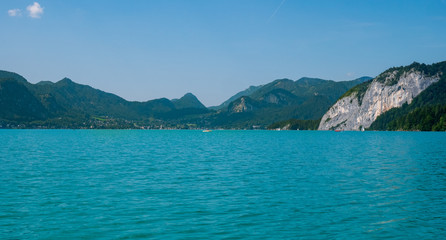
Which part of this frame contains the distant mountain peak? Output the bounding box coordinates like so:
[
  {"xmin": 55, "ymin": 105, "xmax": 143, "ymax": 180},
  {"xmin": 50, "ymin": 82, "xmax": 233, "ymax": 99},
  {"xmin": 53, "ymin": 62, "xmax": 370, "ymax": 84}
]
[
  {"xmin": 209, "ymin": 84, "xmax": 264, "ymax": 110},
  {"xmin": 356, "ymin": 76, "xmax": 373, "ymax": 81},
  {"xmin": 182, "ymin": 92, "xmax": 195, "ymax": 97},
  {"xmin": 171, "ymin": 92, "xmax": 206, "ymax": 109},
  {"xmin": 272, "ymin": 78, "xmax": 294, "ymax": 85},
  {"xmin": 54, "ymin": 78, "xmax": 75, "ymax": 86},
  {"xmin": 172, "ymin": 92, "xmax": 199, "ymax": 102},
  {"xmin": 296, "ymin": 77, "xmax": 329, "ymax": 84},
  {"xmin": 36, "ymin": 81, "xmax": 54, "ymax": 85}
]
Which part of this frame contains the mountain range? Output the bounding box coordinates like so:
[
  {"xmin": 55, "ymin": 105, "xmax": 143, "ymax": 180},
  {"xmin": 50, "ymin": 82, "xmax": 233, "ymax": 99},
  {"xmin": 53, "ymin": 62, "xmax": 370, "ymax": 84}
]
[
  {"xmin": 0, "ymin": 69, "xmax": 371, "ymax": 129},
  {"xmin": 1, "ymin": 60, "xmax": 445, "ymax": 131},
  {"xmin": 204, "ymin": 77, "xmax": 371, "ymax": 129},
  {"xmin": 0, "ymin": 71, "xmax": 209, "ymax": 128}
]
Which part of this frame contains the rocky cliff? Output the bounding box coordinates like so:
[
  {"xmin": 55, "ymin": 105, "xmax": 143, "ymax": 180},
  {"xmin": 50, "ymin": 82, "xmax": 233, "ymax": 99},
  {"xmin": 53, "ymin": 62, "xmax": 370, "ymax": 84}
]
[
  {"xmin": 318, "ymin": 63, "xmax": 442, "ymax": 130},
  {"xmin": 229, "ymin": 96, "xmax": 257, "ymax": 113}
]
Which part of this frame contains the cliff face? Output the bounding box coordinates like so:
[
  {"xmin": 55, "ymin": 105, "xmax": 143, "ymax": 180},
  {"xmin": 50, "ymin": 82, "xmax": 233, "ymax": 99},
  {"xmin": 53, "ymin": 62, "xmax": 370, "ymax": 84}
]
[
  {"xmin": 318, "ymin": 69, "xmax": 441, "ymax": 130},
  {"xmin": 229, "ymin": 97, "xmax": 257, "ymax": 113}
]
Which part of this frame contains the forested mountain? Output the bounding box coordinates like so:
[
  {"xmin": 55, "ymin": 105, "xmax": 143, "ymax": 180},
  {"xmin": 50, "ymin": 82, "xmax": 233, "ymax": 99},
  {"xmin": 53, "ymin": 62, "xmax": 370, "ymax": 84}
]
[
  {"xmin": 203, "ymin": 77, "xmax": 371, "ymax": 129},
  {"xmin": 13, "ymin": 65, "xmax": 445, "ymax": 131},
  {"xmin": 209, "ymin": 85, "xmax": 264, "ymax": 110},
  {"xmin": 0, "ymin": 70, "xmax": 370, "ymax": 129},
  {"xmin": 0, "ymin": 78, "xmax": 48, "ymax": 121},
  {"xmin": 0, "ymin": 71, "xmax": 208, "ymax": 128},
  {"xmin": 3, "ymin": 61, "xmax": 445, "ymax": 131},
  {"xmin": 172, "ymin": 93, "xmax": 207, "ymax": 109}
]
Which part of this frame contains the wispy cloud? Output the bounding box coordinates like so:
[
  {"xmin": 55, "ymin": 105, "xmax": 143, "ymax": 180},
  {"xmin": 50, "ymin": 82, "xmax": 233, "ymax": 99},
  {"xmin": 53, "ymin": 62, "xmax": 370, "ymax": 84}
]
[
  {"xmin": 27, "ymin": 2, "xmax": 44, "ymax": 18},
  {"xmin": 8, "ymin": 9, "xmax": 22, "ymax": 17},
  {"xmin": 268, "ymin": 0, "xmax": 287, "ymax": 23}
]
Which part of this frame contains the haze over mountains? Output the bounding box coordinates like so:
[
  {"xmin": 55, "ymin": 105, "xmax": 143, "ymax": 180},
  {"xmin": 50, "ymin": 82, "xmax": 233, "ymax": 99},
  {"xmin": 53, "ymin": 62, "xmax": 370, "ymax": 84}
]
[{"xmin": 1, "ymin": 60, "xmax": 445, "ymax": 130}]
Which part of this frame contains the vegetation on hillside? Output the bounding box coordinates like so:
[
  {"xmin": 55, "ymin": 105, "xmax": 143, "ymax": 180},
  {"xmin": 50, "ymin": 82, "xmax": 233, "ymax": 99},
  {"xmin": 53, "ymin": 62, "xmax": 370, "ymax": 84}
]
[
  {"xmin": 375, "ymin": 61, "xmax": 446, "ymax": 85},
  {"xmin": 384, "ymin": 105, "xmax": 446, "ymax": 131},
  {"xmin": 171, "ymin": 93, "xmax": 206, "ymax": 109},
  {"xmin": 339, "ymin": 80, "xmax": 373, "ymax": 105},
  {"xmin": 209, "ymin": 85, "xmax": 263, "ymax": 110},
  {"xmin": 0, "ymin": 71, "xmax": 211, "ymax": 129},
  {"xmin": 3, "ymin": 60, "xmax": 446, "ymax": 131},
  {"xmin": 205, "ymin": 77, "xmax": 371, "ymax": 129}
]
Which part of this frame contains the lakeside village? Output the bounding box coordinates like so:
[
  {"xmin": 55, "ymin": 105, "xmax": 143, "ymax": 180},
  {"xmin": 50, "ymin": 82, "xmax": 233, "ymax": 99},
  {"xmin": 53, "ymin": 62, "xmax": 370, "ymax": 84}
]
[{"xmin": 0, "ymin": 116, "xmax": 264, "ymax": 130}]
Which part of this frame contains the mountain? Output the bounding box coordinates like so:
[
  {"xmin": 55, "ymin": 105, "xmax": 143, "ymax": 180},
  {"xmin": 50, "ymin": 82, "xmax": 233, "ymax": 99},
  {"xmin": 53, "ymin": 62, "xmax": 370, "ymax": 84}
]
[
  {"xmin": 319, "ymin": 61, "xmax": 446, "ymax": 131},
  {"xmin": 0, "ymin": 71, "xmax": 208, "ymax": 128},
  {"xmin": 208, "ymin": 76, "xmax": 370, "ymax": 112},
  {"xmin": 368, "ymin": 69, "xmax": 446, "ymax": 131},
  {"xmin": 172, "ymin": 93, "xmax": 206, "ymax": 109},
  {"xmin": 209, "ymin": 85, "xmax": 263, "ymax": 110},
  {"xmin": 0, "ymin": 69, "xmax": 374, "ymax": 129},
  {"xmin": 0, "ymin": 78, "xmax": 48, "ymax": 121},
  {"xmin": 0, "ymin": 70, "xmax": 29, "ymax": 84},
  {"xmin": 10, "ymin": 66, "xmax": 430, "ymax": 130},
  {"xmin": 204, "ymin": 76, "xmax": 372, "ymax": 129},
  {"xmin": 248, "ymin": 77, "xmax": 370, "ymax": 104},
  {"xmin": 30, "ymin": 77, "xmax": 136, "ymax": 119}
]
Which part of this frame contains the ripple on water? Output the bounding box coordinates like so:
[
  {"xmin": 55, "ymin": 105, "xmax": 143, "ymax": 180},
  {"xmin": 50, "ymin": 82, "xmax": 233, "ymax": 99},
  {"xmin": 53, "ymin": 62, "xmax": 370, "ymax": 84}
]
[{"xmin": 0, "ymin": 130, "xmax": 445, "ymax": 239}]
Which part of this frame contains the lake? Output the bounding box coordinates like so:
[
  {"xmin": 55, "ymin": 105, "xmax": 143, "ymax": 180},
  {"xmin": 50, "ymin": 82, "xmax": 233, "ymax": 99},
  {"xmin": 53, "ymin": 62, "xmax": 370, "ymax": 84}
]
[{"xmin": 1, "ymin": 130, "xmax": 445, "ymax": 239}]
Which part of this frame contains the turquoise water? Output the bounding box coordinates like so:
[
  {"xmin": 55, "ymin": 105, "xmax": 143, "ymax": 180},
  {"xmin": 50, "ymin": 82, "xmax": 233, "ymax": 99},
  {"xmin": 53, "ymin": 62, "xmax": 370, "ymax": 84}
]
[{"xmin": 1, "ymin": 130, "xmax": 445, "ymax": 239}]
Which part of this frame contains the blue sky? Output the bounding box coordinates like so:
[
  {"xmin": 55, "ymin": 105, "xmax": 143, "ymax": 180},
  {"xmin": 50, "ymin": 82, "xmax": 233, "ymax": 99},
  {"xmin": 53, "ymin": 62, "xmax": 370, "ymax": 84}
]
[{"xmin": 1, "ymin": 0, "xmax": 445, "ymax": 106}]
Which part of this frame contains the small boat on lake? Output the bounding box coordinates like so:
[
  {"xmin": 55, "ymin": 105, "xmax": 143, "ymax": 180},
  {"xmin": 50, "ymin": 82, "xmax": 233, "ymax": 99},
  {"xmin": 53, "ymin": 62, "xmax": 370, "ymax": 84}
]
[{"xmin": 202, "ymin": 130, "xmax": 212, "ymax": 133}]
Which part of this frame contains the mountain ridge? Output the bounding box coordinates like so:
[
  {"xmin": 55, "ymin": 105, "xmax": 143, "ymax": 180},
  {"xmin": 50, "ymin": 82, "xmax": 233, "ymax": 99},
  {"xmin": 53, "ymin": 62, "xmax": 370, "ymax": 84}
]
[
  {"xmin": 0, "ymin": 70, "xmax": 373, "ymax": 129},
  {"xmin": 0, "ymin": 70, "xmax": 209, "ymax": 128},
  {"xmin": 198, "ymin": 76, "xmax": 372, "ymax": 129},
  {"xmin": 5, "ymin": 63, "xmax": 442, "ymax": 131}
]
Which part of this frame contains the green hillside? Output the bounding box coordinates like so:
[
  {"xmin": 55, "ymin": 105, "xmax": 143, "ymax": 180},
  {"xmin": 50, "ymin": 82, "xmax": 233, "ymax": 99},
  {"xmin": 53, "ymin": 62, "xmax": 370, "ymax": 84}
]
[
  {"xmin": 0, "ymin": 79, "xmax": 48, "ymax": 121},
  {"xmin": 172, "ymin": 93, "xmax": 207, "ymax": 109},
  {"xmin": 0, "ymin": 71, "xmax": 208, "ymax": 128},
  {"xmin": 0, "ymin": 68, "xmax": 376, "ymax": 129},
  {"xmin": 209, "ymin": 85, "xmax": 263, "ymax": 110},
  {"xmin": 206, "ymin": 77, "xmax": 371, "ymax": 129}
]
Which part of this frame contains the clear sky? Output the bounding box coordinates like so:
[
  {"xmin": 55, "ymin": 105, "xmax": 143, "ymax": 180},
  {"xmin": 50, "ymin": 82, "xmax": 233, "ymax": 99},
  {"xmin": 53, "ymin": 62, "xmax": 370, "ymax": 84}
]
[{"xmin": 1, "ymin": 0, "xmax": 445, "ymax": 106}]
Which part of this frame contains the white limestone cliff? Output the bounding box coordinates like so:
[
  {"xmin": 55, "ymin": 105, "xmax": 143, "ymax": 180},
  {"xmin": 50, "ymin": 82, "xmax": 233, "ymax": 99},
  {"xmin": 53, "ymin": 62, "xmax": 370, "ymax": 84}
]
[{"xmin": 318, "ymin": 70, "xmax": 441, "ymax": 130}]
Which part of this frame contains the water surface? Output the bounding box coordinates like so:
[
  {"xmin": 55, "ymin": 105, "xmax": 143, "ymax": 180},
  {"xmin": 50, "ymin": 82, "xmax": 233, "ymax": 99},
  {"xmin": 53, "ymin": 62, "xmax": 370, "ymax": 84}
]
[{"xmin": 1, "ymin": 130, "xmax": 445, "ymax": 239}]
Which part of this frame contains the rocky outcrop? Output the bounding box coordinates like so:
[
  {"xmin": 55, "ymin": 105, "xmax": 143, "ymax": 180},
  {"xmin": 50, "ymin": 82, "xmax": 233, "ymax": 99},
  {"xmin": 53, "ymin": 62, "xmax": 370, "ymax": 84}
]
[
  {"xmin": 229, "ymin": 96, "xmax": 256, "ymax": 113},
  {"xmin": 319, "ymin": 69, "xmax": 441, "ymax": 130}
]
